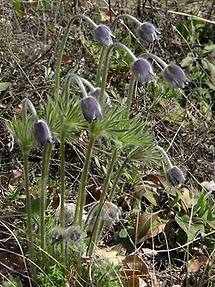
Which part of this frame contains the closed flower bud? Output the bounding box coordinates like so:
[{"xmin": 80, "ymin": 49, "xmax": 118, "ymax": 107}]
[
  {"xmin": 163, "ymin": 64, "xmax": 187, "ymax": 88},
  {"xmin": 32, "ymin": 119, "xmax": 52, "ymax": 145},
  {"xmin": 50, "ymin": 226, "xmax": 65, "ymax": 245},
  {"xmin": 55, "ymin": 203, "xmax": 76, "ymax": 227},
  {"xmin": 101, "ymin": 201, "xmax": 120, "ymax": 227},
  {"xmin": 91, "ymin": 88, "xmax": 112, "ymax": 108},
  {"xmin": 131, "ymin": 58, "xmax": 155, "ymax": 83},
  {"xmin": 65, "ymin": 225, "xmax": 83, "ymax": 242},
  {"xmin": 137, "ymin": 22, "xmax": 160, "ymax": 43},
  {"xmin": 167, "ymin": 166, "xmax": 185, "ymax": 186},
  {"xmin": 80, "ymin": 96, "xmax": 103, "ymax": 122},
  {"xmin": 94, "ymin": 25, "xmax": 114, "ymax": 47},
  {"xmin": 86, "ymin": 201, "xmax": 120, "ymax": 228}
]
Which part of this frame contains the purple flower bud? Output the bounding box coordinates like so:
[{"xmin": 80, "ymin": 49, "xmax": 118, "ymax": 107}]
[
  {"xmin": 101, "ymin": 201, "xmax": 120, "ymax": 227},
  {"xmin": 163, "ymin": 64, "xmax": 187, "ymax": 88},
  {"xmin": 167, "ymin": 166, "xmax": 185, "ymax": 186},
  {"xmin": 94, "ymin": 25, "xmax": 114, "ymax": 47},
  {"xmin": 91, "ymin": 88, "xmax": 112, "ymax": 108},
  {"xmin": 80, "ymin": 96, "xmax": 103, "ymax": 122},
  {"xmin": 65, "ymin": 225, "xmax": 83, "ymax": 242},
  {"xmin": 32, "ymin": 119, "xmax": 52, "ymax": 145},
  {"xmin": 137, "ymin": 22, "xmax": 160, "ymax": 43},
  {"xmin": 50, "ymin": 226, "xmax": 65, "ymax": 245},
  {"xmin": 131, "ymin": 58, "xmax": 155, "ymax": 83}
]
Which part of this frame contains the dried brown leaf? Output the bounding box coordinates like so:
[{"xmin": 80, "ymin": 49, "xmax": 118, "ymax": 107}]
[{"xmin": 122, "ymin": 254, "xmax": 149, "ymax": 277}]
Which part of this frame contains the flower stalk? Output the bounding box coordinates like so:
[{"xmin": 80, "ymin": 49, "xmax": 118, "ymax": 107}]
[
  {"xmin": 74, "ymin": 124, "xmax": 97, "ymax": 228},
  {"xmin": 87, "ymin": 147, "xmax": 118, "ymax": 256},
  {"xmin": 55, "ymin": 14, "xmax": 98, "ymax": 99}
]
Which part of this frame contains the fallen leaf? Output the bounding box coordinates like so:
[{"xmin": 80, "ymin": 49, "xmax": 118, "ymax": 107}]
[
  {"xmin": 125, "ymin": 275, "xmax": 147, "ymax": 287},
  {"xmin": 201, "ymin": 180, "xmax": 215, "ymax": 192},
  {"xmin": 181, "ymin": 187, "xmax": 195, "ymax": 211},
  {"xmin": 137, "ymin": 211, "xmax": 161, "ymax": 242},
  {"xmin": 96, "ymin": 246, "xmax": 125, "ymax": 265},
  {"xmin": 122, "ymin": 254, "xmax": 149, "ymax": 277},
  {"xmin": 188, "ymin": 255, "xmax": 208, "ymax": 273},
  {"xmin": 0, "ymin": 82, "xmax": 11, "ymax": 92}
]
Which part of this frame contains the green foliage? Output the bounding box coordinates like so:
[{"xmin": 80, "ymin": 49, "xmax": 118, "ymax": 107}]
[
  {"xmin": 6, "ymin": 116, "xmax": 35, "ymax": 153},
  {"xmin": 37, "ymin": 265, "xmax": 66, "ymax": 287}
]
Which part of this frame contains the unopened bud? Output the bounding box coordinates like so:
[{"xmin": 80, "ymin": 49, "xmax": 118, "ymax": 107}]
[
  {"xmin": 94, "ymin": 25, "xmax": 114, "ymax": 47},
  {"xmin": 65, "ymin": 225, "xmax": 83, "ymax": 242},
  {"xmin": 50, "ymin": 226, "xmax": 65, "ymax": 245},
  {"xmin": 167, "ymin": 166, "xmax": 185, "ymax": 186},
  {"xmin": 55, "ymin": 203, "xmax": 76, "ymax": 227},
  {"xmin": 131, "ymin": 58, "xmax": 155, "ymax": 83},
  {"xmin": 91, "ymin": 88, "xmax": 112, "ymax": 108},
  {"xmin": 137, "ymin": 22, "xmax": 160, "ymax": 43},
  {"xmin": 101, "ymin": 201, "xmax": 121, "ymax": 227},
  {"xmin": 163, "ymin": 64, "xmax": 187, "ymax": 88},
  {"xmin": 80, "ymin": 96, "xmax": 103, "ymax": 122},
  {"xmin": 32, "ymin": 119, "xmax": 52, "ymax": 145}
]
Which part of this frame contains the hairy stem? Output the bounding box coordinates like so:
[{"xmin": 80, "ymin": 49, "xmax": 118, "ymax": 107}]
[
  {"xmin": 109, "ymin": 155, "xmax": 130, "ymax": 201},
  {"xmin": 74, "ymin": 125, "xmax": 96, "ymax": 228},
  {"xmin": 87, "ymin": 147, "xmax": 118, "ymax": 256},
  {"xmin": 60, "ymin": 128, "xmax": 66, "ymax": 229},
  {"xmin": 23, "ymin": 151, "xmax": 35, "ymax": 275},
  {"xmin": 40, "ymin": 144, "xmax": 53, "ymax": 250},
  {"xmin": 100, "ymin": 42, "xmax": 137, "ymax": 102},
  {"xmin": 111, "ymin": 13, "xmax": 141, "ymax": 30},
  {"xmin": 55, "ymin": 14, "xmax": 97, "ymax": 99},
  {"xmin": 126, "ymin": 74, "xmax": 136, "ymax": 118},
  {"xmin": 156, "ymin": 145, "xmax": 173, "ymax": 168},
  {"xmin": 96, "ymin": 47, "xmax": 108, "ymax": 86},
  {"xmin": 143, "ymin": 53, "xmax": 168, "ymax": 70}
]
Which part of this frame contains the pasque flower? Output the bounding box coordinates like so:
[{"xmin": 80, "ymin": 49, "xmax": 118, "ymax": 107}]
[
  {"xmin": 91, "ymin": 88, "xmax": 112, "ymax": 108},
  {"xmin": 94, "ymin": 25, "xmax": 114, "ymax": 47},
  {"xmin": 163, "ymin": 64, "xmax": 187, "ymax": 88},
  {"xmin": 131, "ymin": 58, "xmax": 155, "ymax": 83},
  {"xmin": 137, "ymin": 22, "xmax": 160, "ymax": 43},
  {"xmin": 32, "ymin": 119, "xmax": 52, "ymax": 145},
  {"xmin": 167, "ymin": 166, "xmax": 185, "ymax": 186},
  {"xmin": 80, "ymin": 96, "xmax": 103, "ymax": 122},
  {"xmin": 50, "ymin": 226, "xmax": 65, "ymax": 245}
]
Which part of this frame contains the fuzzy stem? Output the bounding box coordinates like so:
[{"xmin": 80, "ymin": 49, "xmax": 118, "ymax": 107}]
[
  {"xmin": 60, "ymin": 129, "xmax": 66, "ymax": 229},
  {"xmin": 55, "ymin": 14, "xmax": 98, "ymax": 99},
  {"xmin": 126, "ymin": 74, "xmax": 136, "ymax": 118},
  {"xmin": 156, "ymin": 145, "xmax": 173, "ymax": 168},
  {"xmin": 96, "ymin": 47, "xmax": 108, "ymax": 86},
  {"xmin": 40, "ymin": 144, "xmax": 53, "ymax": 251},
  {"xmin": 100, "ymin": 42, "xmax": 137, "ymax": 103},
  {"xmin": 22, "ymin": 98, "xmax": 38, "ymax": 122},
  {"xmin": 63, "ymin": 73, "xmax": 88, "ymax": 106},
  {"xmin": 109, "ymin": 154, "xmax": 131, "ymax": 201},
  {"xmin": 143, "ymin": 53, "xmax": 168, "ymax": 70},
  {"xmin": 87, "ymin": 147, "xmax": 118, "ymax": 256},
  {"xmin": 80, "ymin": 77, "xmax": 96, "ymax": 92},
  {"xmin": 74, "ymin": 125, "xmax": 96, "ymax": 228},
  {"xmin": 23, "ymin": 151, "xmax": 35, "ymax": 275},
  {"xmin": 111, "ymin": 13, "xmax": 141, "ymax": 30}
]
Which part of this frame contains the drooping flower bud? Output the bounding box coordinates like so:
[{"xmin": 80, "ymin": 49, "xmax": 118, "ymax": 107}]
[
  {"xmin": 65, "ymin": 225, "xmax": 83, "ymax": 243},
  {"xmin": 101, "ymin": 201, "xmax": 121, "ymax": 227},
  {"xmin": 167, "ymin": 166, "xmax": 185, "ymax": 186},
  {"xmin": 87, "ymin": 201, "xmax": 120, "ymax": 228},
  {"xmin": 50, "ymin": 226, "xmax": 65, "ymax": 245},
  {"xmin": 91, "ymin": 88, "xmax": 112, "ymax": 108},
  {"xmin": 163, "ymin": 64, "xmax": 187, "ymax": 88},
  {"xmin": 94, "ymin": 24, "xmax": 114, "ymax": 47},
  {"xmin": 80, "ymin": 96, "xmax": 103, "ymax": 122},
  {"xmin": 137, "ymin": 22, "xmax": 160, "ymax": 43},
  {"xmin": 131, "ymin": 58, "xmax": 155, "ymax": 83},
  {"xmin": 55, "ymin": 203, "xmax": 76, "ymax": 227},
  {"xmin": 32, "ymin": 119, "xmax": 52, "ymax": 145}
]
